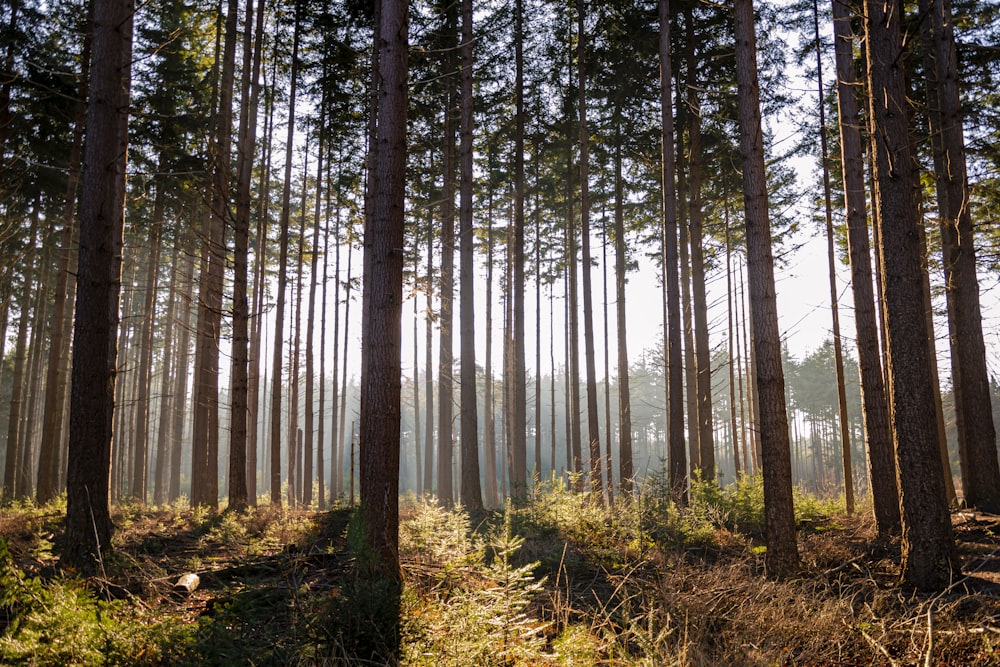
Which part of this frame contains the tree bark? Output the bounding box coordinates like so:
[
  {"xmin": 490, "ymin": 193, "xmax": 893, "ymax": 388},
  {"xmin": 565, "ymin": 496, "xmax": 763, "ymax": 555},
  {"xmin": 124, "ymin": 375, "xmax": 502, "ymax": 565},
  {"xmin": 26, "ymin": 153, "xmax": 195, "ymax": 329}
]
[
  {"xmin": 36, "ymin": 30, "xmax": 89, "ymax": 504},
  {"xmin": 437, "ymin": 0, "xmax": 457, "ymax": 505},
  {"xmin": 658, "ymin": 0, "xmax": 686, "ymax": 506},
  {"xmin": 830, "ymin": 0, "xmax": 899, "ymax": 536},
  {"xmin": 360, "ymin": 0, "xmax": 408, "ymax": 580},
  {"xmin": 269, "ymin": 0, "xmax": 302, "ymax": 505},
  {"xmin": 864, "ymin": 0, "xmax": 959, "ymax": 590},
  {"xmin": 925, "ymin": 0, "xmax": 1000, "ymax": 512},
  {"xmin": 510, "ymin": 0, "xmax": 528, "ymax": 499},
  {"xmin": 613, "ymin": 134, "xmax": 633, "ymax": 495},
  {"xmin": 812, "ymin": 0, "xmax": 853, "ymax": 513},
  {"xmin": 733, "ymin": 0, "xmax": 799, "ymax": 576},
  {"xmin": 458, "ymin": 0, "xmax": 481, "ymax": 511},
  {"xmin": 2, "ymin": 205, "xmax": 37, "ymax": 499},
  {"xmin": 62, "ymin": 0, "xmax": 133, "ymax": 571},
  {"xmin": 577, "ymin": 0, "xmax": 603, "ymax": 502}
]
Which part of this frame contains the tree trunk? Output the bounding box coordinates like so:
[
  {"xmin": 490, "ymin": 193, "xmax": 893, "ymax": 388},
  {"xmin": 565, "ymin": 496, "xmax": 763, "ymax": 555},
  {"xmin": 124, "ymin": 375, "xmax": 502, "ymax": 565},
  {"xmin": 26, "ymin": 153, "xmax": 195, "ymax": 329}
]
[
  {"xmin": 613, "ymin": 134, "xmax": 633, "ymax": 495},
  {"xmin": 925, "ymin": 0, "xmax": 1000, "ymax": 511},
  {"xmin": 684, "ymin": 16, "xmax": 715, "ymax": 482},
  {"xmin": 360, "ymin": 0, "xmax": 408, "ymax": 581},
  {"xmin": 484, "ymin": 188, "xmax": 497, "ymax": 504},
  {"xmin": 724, "ymin": 211, "xmax": 741, "ymax": 480},
  {"xmin": 305, "ymin": 120, "xmax": 327, "ymax": 507},
  {"xmin": 458, "ymin": 0, "xmax": 481, "ymax": 511},
  {"xmin": 130, "ymin": 188, "xmax": 164, "ymax": 502},
  {"xmin": 658, "ymin": 0, "xmax": 686, "ymax": 506},
  {"xmin": 577, "ymin": 0, "xmax": 603, "ymax": 501},
  {"xmin": 191, "ymin": 0, "xmax": 235, "ymax": 508},
  {"xmin": 812, "ymin": 0, "xmax": 853, "ymax": 513},
  {"xmin": 437, "ymin": 0, "xmax": 457, "ymax": 506},
  {"xmin": 510, "ymin": 0, "xmax": 528, "ymax": 499},
  {"xmin": 830, "ymin": 0, "xmax": 899, "ymax": 536},
  {"xmin": 863, "ymin": 0, "xmax": 958, "ymax": 590},
  {"xmin": 3, "ymin": 205, "xmax": 37, "ymax": 499},
  {"xmin": 423, "ymin": 200, "xmax": 435, "ymax": 497},
  {"xmin": 269, "ymin": 0, "xmax": 302, "ymax": 505},
  {"xmin": 733, "ymin": 0, "xmax": 799, "ymax": 576},
  {"xmin": 169, "ymin": 246, "xmax": 195, "ymax": 502},
  {"xmin": 153, "ymin": 238, "xmax": 180, "ymax": 505},
  {"xmin": 62, "ymin": 0, "xmax": 133, "ymax": 571},
  {"xmin": 36, "ymin": 30, "xmax": 89, "ymax": 504}
]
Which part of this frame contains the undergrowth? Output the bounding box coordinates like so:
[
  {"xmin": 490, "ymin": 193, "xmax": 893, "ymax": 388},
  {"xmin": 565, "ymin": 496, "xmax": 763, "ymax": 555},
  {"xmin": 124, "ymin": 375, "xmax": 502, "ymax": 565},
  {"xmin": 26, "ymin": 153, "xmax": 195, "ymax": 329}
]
[{"xmin": 1, "ymin": 479, "xmax": 997, "ymax": 665}]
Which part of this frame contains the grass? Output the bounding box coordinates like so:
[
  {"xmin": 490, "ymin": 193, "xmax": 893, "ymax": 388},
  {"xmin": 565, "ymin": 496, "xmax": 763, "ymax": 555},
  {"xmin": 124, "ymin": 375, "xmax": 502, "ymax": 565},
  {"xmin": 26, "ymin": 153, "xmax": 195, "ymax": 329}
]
[{"xmin": 2, "ymin": 478, "xmax": 1000, "ymax": 665}]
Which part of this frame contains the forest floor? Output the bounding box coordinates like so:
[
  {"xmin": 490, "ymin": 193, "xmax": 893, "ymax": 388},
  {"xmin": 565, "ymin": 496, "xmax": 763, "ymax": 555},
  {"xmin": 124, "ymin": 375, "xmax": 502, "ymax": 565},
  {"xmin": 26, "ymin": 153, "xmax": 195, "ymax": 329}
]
[{"xmin": 3, "ymin": 480, "xmax": 1000, "ymax": 665}]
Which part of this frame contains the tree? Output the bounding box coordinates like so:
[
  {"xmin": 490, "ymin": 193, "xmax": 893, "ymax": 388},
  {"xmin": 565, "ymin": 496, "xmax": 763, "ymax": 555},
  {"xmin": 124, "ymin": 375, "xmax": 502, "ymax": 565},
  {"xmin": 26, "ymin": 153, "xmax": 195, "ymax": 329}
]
[
  {"xmin": 62, "ymin": 0, "xmax": 133, "ymax": 571},
  {"xmin": 733, "ymin": 0, "xmax": 799, "ymax": 577},
  {"xmin": 459, "ymin": 0, "xmax": 482, "ymax": 511},
  {"xmin": 577, "ymin": 0, "xmax": 603, "ymax": 501},
  {"xmin": 863, "ymin": 0, "xmax": 958, "ymax": 590},
  {"xmin": 925, "ymin": 0, "xmax": 1000, "ymax": 513},
  {"xmin": 269, "ymin": 0, "xmax": 303, "ymax": 505},
  {"xmin": 359, "ymin": 0, "xmax": 408, "ymax": 579},
  {"xmin": 658, "ymin": 0, "xmax": 685, "ymax": 506},
  {"xmin": 829, "ymin": 0, "xmax": 899, "ymax": 537},
  {"xmin": 510, "ymin": 0, "xmax": 528, "ymax": 500}
]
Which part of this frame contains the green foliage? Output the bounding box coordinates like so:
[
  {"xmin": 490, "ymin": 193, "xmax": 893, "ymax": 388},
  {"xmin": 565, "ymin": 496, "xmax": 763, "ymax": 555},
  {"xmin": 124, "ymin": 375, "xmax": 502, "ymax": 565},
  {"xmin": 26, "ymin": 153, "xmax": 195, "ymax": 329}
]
[
  {"xmin": 0, "ymin": 538, "xmax": 195, "ymax": 666},
  {"xmin": 401, "ymin": 501, "xmax": 551, "ymax": 666}
]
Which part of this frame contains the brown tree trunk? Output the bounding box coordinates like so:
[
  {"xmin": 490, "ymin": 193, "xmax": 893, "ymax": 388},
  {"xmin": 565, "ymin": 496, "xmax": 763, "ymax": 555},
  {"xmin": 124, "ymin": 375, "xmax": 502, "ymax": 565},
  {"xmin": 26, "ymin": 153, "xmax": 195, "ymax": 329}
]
[
  {"xmin": 577, "ymin": 0, "xmax": 603, "ymax": 501},
  {"xmin": 360, "ymin": 0, "xmax": 408, "ymax": 581},
  {"xmin": 130, "ymin": 189, "xmax": 164, "ymax": 502},
  {"xmin": 685, "ymin": 42, "xmax": 715, "ymax": 483},
  {"xmin": 153, "ymin": 238, "xmax": 180, "ymax": 505},
  {"xmin": 830, "ymin": 0, "xmax": 899, "ymax": 536},
  {"xmin": 3, "ymin": 204, "xmax": 37, "ymax": 499},
  {"xmin": 36, "ymin": 30, "xmax": 89, "ymax": 503},
  {"xmin": 484, "ymin": 188, "xmax": 497, "ymax": 504},
  {"xmin": 925, "ymin": 0, "xmax": 1000, "ymax": 511},
  {"xmin": 423, "ymin": 202, "xmax": 435, "ymax": 497},
  {"xmin": 613, "ymin": 134, "xmax": 634, "ymax": 495},
  {"xmin": 864, "ymin": 0, "xmax": 958, "ymax": 590},
  {"xmin": 230, "ymin": 0, "xmax": 267, "ymax": 512},
  {"xmin": 725, "ymin": 213, "xmax": 741, "ymax": 479},
  {"xmin": 458, "ymin": 0, "xmax": 481, "ymax": 511},
  {"xmin": 812, "ymin": 0, "xmax": 853, "ymax": 513},
  {"xmin": 169, "ymin": 246, "xmax": 195, "ymax": 502},
  {"xmin": 304, "ymin": 121, "xmax": 327, "ymax": 507},
  {"xmin": 62, "ymin": 0, "xmax": 133, "ymax": 571},
  {"xmin": 437, "ymin": 0, "xmax": 457, "ymax": 505},
  {"xmin": 510, "ymin": 0, "xmax": 528, "ymax": 499},
  {"xmin": 734, "ymin": 0, "xmax": 799, "ymax": 576},
  {"xmin": 658, "ymin": 0, "xmax": 686, "ymax": 506},
  {"xmin": 269, "ymin": 0, "xmax": 302, "ymax": 505}
]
